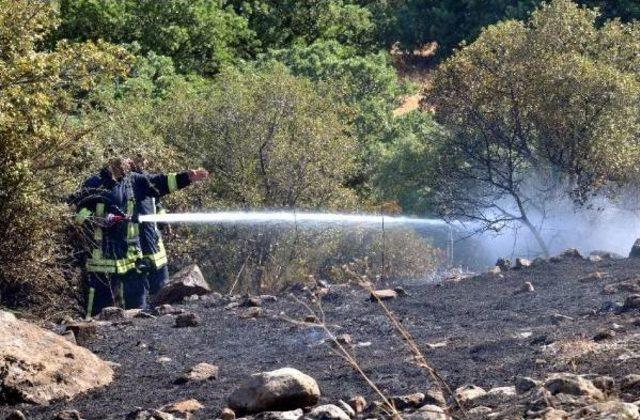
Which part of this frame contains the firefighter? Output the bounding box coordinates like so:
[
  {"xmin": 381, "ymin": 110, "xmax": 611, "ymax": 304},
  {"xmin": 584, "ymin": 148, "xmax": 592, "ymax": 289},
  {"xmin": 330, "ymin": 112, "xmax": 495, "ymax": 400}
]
[
  {"xmin": 130, "ymin": 154, "xmax": 171, "ymax": 298},
  {"xmin": 74, "ymin": 158, "xmax": 209, "ymax": 317}
]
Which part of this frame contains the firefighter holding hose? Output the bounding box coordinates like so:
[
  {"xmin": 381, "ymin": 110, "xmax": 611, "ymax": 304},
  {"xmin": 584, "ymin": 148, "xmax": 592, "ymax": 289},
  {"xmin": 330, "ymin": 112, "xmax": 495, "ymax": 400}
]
[{"xmin": 74, "ymin": 158, "xmax": 208, "ymax": 317}]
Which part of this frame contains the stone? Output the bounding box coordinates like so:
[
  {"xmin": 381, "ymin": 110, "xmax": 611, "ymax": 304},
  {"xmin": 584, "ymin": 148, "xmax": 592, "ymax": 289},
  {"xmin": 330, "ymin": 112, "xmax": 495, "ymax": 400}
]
[
  {"xmin": 551, "ymin": 313, "xmax": 574, "ymax": 325},
  {"xmin": 405, "ymin": 404, "xmax": 450, "ymax": 420},
  {"xmin": 241, "ymin": 307, "xmax": 263, "ymax": 319},
  {"xmin": 161, "ymin": 398, "xmax": 204, "ymax": 415},
  {"xmin": 630, "ymin": 239, "xmax": 640, "ymax": 258},
  {"xmin": 620, "ymin": 374, "xmax": 640, "ymax": 393},
  {"xmin": 228, "ymin": 367, "xmax": 320, "ymax": 414},
  {"xmin": 514, "ymin": 258, "xmax": 532, "ymax": 269},
  {"xmin": 241, "ymin": 296, "xmax": 262, "ymax": 307},
  {"xmin": 175, "ymin": 362, "xmax": 219, "ymax": 384},
  {"xmin": 338, "ymin": 400, "xmax": 356, "ymax": 418},
  {"xmin": 487, "ymin": 386, "xmax": 516, "ymax": 397},
  {"xmin": 590, "ymin": 250, "xmax": 625, "ymax": 260},
  {"xmin": 518, "ymin": 282, "xmax": 535, "ymax": 293},
  {"xmin": 254, "ymin": 409, "xmax": 304, "ymax": 420},
  {"xmin": 65, "ymin": 322, "xmax": 101, "ymax": 345},
  {"xmin": 593, "ymin": 330, "xmax": 616, "ymax": 341},
  {"xmin": 467, "ymin": 406, "xmax": 492, "ymax": 416},
  {"xmin": 572, "ymin": 401, "xmax": 640, "ymax": 419},
  {"xmin": 544, "ymin": 373, "xmax": 604, "ymax": 400},
  {"xmin": 0, "ymin": 310, "xmax": 113, "ymax": 405},
  {"xmin": 624, "ymin": 295, "xmax": 640, "ymax": 310},
  {"xmin": 488, "ymin": 266, "xmax": 501, "ymax": 275},
  {"xmin": 578, "ymin": 272, "xmax": 608, "ymax": 283},
  {"xmin": 348, "ymin": 396, "xmax": 367, "ymax": 414},
  {"xmin": 581, "ymin": 375, "xmax": 614, "ymax": 392},
  {"xmin": 155, "ymin": 304, "xmax": 184, "ymax": 316},
  {"xmin": 156, "ymin": 356, "xmax": 172, "ymax": 364},
  {"xmin": 61, "ymin": 329, "xmax": 77, "ymax": 345},
  {"xmin": 97, "ymin": 306, "xmax": 126, "ymax": 321},
  {"xmin": 496, "ymin": 258, "xmax": 511, "ymax": 270},
  {"xmin": 306, "ymin": 404, "xmax": 350, "ymax": 420},
  {"xmin": 454, "ymin": 385, "xmax": 487, "ymax": 403},
  {"xmin": 175, "ymin": 312, "xmax": 201, "ymax": 328},
  {"xmin": 53, "ymin": 410, "xmax": 84, "ymax": 420},
  {"xmin": 423, "ymin": 388, "xmax": 446, "ymax": 406},
  {"xmin": 220, "ymin": 407, "xmax": 236, "ymax": 420},
  {"xmin": 516, "ymin": 376, "xmax": 541, "ymax": 394},
  {"xmin": 4, "ymin": 411, "xmax": 27, "ymax": 420},
  {"xmin": 369, "ymin": 289, "xmax": 398, "ymax": 301},
  {"xmin": 125, "ymin": 408, "xmax": 177, "ymax": 420},
  {"xmin": 153, "ymin": 264, "xmax": 211, "ymax": 305},
  {"xmin": 391, "ymin": 392, "xmax": 425, "ymax": 410}
]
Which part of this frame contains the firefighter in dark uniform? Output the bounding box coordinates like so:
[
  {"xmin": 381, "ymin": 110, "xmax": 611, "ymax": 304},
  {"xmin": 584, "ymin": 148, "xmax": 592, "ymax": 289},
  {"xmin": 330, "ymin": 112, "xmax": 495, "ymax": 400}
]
[
  {"xmin": 130, "ymin": 154, "xmax": 171, "ymax": 297},
  {"xmin": 74, "ymin": 158, "xmax": 208, "ymax": 317}
]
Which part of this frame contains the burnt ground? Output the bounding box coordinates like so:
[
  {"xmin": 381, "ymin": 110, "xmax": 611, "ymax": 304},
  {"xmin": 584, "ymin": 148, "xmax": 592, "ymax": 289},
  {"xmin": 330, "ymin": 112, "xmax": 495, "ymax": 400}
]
[{"xmin": 6, "ymin": 253, "xmax": 640, "ymax": 419}]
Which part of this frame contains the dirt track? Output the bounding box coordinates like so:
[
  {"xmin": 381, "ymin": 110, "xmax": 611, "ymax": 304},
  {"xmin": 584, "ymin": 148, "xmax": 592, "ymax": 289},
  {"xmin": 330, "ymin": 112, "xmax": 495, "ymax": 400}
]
[{"xmin": 6, "ymin": 252, "xmax": 640, "ymax": 419}]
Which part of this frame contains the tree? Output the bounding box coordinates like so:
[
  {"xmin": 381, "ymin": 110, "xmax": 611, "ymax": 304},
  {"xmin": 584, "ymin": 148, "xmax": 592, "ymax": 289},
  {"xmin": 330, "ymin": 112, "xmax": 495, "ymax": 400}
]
[
  {"xmin": 0, "ymin": 1, "xmax": 128, "ymax": 308},
  {"xmin": 424, "ymin": 0, "xmax": 640, "ymax": 255},
  {"xmin": 56, "ymin": 0, "xmax": 257, "ymax": 75},
  {"xmin": 230, "ymin": 0, "xmax": 377, "ymax": 51}
]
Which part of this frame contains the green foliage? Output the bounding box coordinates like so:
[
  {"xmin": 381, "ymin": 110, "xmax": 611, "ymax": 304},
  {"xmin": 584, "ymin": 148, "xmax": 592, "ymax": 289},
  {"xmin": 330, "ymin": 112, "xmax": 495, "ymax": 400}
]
[
  {"xmin": 56, "ymin": 0, "xmax": 257, "ymax": 75},
  {"xmin": 230, "ymin": 0, "xmax": 377, "ymax": 51},
  {"xmin": 423, "ymin": 0, "xmax": 640, "ymax": 252},
  {"xmin": 0, "ymin": 0, "xmax": 129, "ymax": 309}
]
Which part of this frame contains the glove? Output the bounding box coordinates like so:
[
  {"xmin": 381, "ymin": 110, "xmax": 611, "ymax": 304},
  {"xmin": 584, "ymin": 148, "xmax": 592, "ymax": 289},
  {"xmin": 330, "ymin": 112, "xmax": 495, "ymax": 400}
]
[{"xmin": 104, "ymin": 213, "xmax": 128, "ymax": 227}]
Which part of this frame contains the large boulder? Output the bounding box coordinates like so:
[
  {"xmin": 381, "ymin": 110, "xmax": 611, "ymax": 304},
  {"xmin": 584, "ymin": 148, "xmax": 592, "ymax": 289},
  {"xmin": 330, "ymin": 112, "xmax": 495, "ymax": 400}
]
[
  {"xmin": 228, "ymin": 367, "xmax": 320, "ymax": 414},
  {"xmin": 0, "ymin": 310, "xmax": 113, "ymax": 405},
  {"xmin": 544, "ymin": 373, "xmax": 604, "ymax": 400},
  {"xmin": 630, "ymin": 239, "xmax": 640, "ymax": 258},
  {"xmin": 153, "ymin": 264, "xmax": 211, "ymax": 305}
]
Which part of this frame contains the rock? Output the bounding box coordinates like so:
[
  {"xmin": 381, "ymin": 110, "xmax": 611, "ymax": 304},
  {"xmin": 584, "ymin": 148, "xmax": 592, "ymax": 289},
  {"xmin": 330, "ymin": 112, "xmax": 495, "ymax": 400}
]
[
  {"xmin": 155, "ymin": 304, "xmax": 184, "ymax": 316},
  {"xmin": 254, "ymin": 409, "xmax": 304, "ymax": 420},
  {"xmin": 348, "ymin": 396, "xmax": 367, "ymax": 414},
  {"xmin": 175, "ymin": 362, "xmax": 219, "ymax": 384},
  {"xmin": 153, "ymin": 264, "xmax": 211, "ymax": 305},
  {"xmin": 581, "ymin": 375, "xmax": 614, "ymax": 392},
  {"xmin": 337, "ymin": 400, "xmax": 356, "ymax": 418},
  {"xmin": 4, "ymin": 410, "xmax": 27, "ymax": 420},
  {"xmin": 630, "ymin": 239, "xmax": 640, "ymax": 258},
  {"xmin": 156, "ymin": 356, "xmax": 172, "ymax": 364},
  {"xmin": 97, "ymin": 306, "xmax": 126, "ymax": 321},
  {"xmin": 61, "ymin": 329, "xmax": 77, "ymax": 345},
  {"xmin": 572, "ymin": 401, "xmax": 640, "ymax": 419},
  {"xmin": 487, "ymin": 386, "xmax": 516, "ymax": 397},
  {"xmin": 220, "ymin": 407, "xmax": 236, "ymax": 420},
  {"xmin": 454, "ymin": 385, "xmax": 487, "ymax": 403},
  {"xmin": 514, "ymin": 258, "xmax": 532, "ymax": 269},
  {"xmin": 405, "ymin": 404, "xmax": 450, "ymax": 420},
  {"xmin": 532, "ymin": 408, "xmax": 568, "ymax": 419},
  {"xmin": 175, "ymin": 312, "xmax": 201, "ymax": 328},
  {"xmin": 488, "ymin": 265, "xmax": 501, "ymax": 275},
  {"xmin": 519, "ymin": 281, "xmax": 535, "ymax": 293},
  {"xmin": 228, "ymin": 367, "xmax": 320, "ymax": 414},
  {"xmin": 424, "ymin": 388, "xmax": 446, "ymax": 406},
  {"xmin": 161, "ymin": 398, "xmax": 204, "ymax": 415},
  {"xmin": 126, "ymin": 408, "xmax": 177, "ymax": 420},
  {"xmin": 0, "ymin": 310, "xmax": 113, "ymax": 405},
  {"xmin": 241, "ymin": 307, "xmax": 264, "ymax": 319},
  {"xmin": 241, "ymin": 296, "xmax": 262, "ymax": 307},
  {"xmin": 593, "ymin": 330, "xmax": 616, "ymax": 341},
  {"xmin": 555, "ymin": 248, "xmax": 583, "ymax": 260},
  {"xmin": 467, "ymin": 406, "xmax": 492, "ymax": 416},
  {"xmin": 578, "ymin": 271, "xmax": 608, "ymax": 283},
  {"xmin": 551, "ymin": 313, "xmax": 574, "ymax": 324},
  {"xmin": 496, "ymin": 258, "xmax": 511, "ymax": 270},
  {"xmin": 544, "ymin": 373, "xmax": 604, "ymax": 400},
  {"xmin": 590, "ymin": 250, "xmax": 625, "ymax": 260},
  {"xmin": 306, "ymin": 404, "xmax": 350, "ymax": 420},
  {"xmin": 516, "ymin": 376, "xmax": 541, "ymax": 394},
  {"xmin": 64, "ymin": 322, "xmax": 101, "ymax": 345},
  {"xmin": 624, "ymin": 295, "xmax": 640, "ymax": 310},
  {"xmin": 620, "ymin": 374, "xmax": 640, "ymax": 393},
  {"xmin": 391, "ymin": 392, "xmax": 425, "ymax": 410},
  {"xmin": 53, "ymin": 410, "xmax": 84, "ymax": 420},
  {"xmin": 369, "ymin": 289, "xmax": 398, "ymax": 301}
]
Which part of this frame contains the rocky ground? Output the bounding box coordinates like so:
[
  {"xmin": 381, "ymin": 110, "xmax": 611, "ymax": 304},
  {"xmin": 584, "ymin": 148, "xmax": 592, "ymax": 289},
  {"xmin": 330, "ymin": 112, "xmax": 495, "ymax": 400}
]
[{"xmin": 6, "ymin": 249, "xmax": 640, "ymax": 419}]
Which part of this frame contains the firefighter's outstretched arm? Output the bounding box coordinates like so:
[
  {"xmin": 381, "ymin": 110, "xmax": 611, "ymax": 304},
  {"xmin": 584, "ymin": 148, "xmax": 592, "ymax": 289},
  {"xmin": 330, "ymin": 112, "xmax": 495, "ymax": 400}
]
[{"xmin": 139, "ymin": 169, "xmax": 210, "ymax": 198}]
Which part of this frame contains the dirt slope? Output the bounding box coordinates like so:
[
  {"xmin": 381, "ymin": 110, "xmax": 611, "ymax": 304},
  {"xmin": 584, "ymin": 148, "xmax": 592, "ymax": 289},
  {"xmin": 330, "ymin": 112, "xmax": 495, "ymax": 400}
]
[{"xmin": 5, "ymin": 252, "xmax": 640, "ymax": 419}]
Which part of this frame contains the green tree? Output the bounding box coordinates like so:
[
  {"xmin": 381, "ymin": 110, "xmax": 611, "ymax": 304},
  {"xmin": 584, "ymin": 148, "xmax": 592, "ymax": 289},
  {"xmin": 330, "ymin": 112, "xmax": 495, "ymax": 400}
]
[
  {"xmin": 0, "ymin": 1, "xmax": 129, "ymax": 308},
  {"xmin": 56, "ymin": 0, "xmax": 257, "ymax": 75},
  {"xmin": 230, "ymin": 0, "xmax": 377, "ymax": 51},
  {"xmin": 422, "ymin": 0, "xmax": 640, "ymax": 255}
]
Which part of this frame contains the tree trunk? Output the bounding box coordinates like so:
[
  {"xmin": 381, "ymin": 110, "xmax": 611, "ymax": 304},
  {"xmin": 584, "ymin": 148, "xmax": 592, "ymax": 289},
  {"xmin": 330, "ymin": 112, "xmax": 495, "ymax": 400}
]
[{"xmin": 521, "ymin": 217, "xmax": 550, "ymax": 257}]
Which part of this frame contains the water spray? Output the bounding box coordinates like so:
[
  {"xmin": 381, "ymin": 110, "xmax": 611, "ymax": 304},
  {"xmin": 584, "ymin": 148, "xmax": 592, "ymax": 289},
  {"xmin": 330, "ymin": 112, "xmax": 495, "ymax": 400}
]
[{"xmin": 138, "ymin": 211, "xmax": 448, "ymax": 226}]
